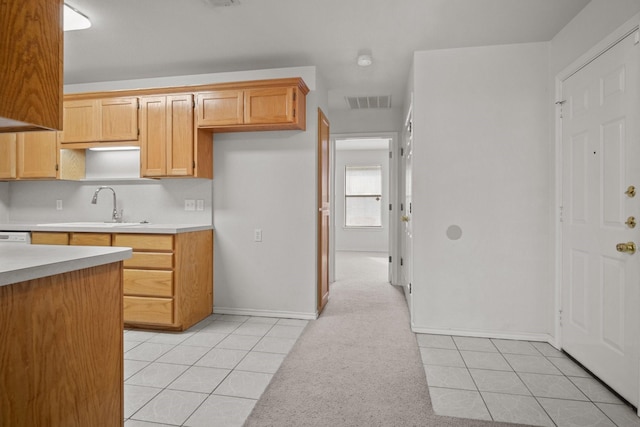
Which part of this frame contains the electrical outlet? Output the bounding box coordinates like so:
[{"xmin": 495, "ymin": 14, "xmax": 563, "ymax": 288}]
[
  {"xmin": 196, "ymin": 199, "xmax": 204, "ymax": 211},
  {"xmin": 56, "ymin": 200, "xmax": 63, "ymax": 210},
  {"xmin": 254, "ymin": 228, "xmax": 262, "ymax": 242},
  {"xmin": 184, "ymin": 199, "xmax": 196, "ymax": 211}
]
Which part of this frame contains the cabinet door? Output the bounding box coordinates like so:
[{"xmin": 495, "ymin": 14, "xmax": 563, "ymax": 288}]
[
  {"xmin": 196, "ymin": 90, "xmax": 243, "ymax": 126},
  {"xmin": 244, "ymin": 87, "xmax": 295, "ymax": 125},
  {"xmin": 140, "ymin": 96, "xmax": 167, "ymax": 177},
  {"xmin": 100, "ymin": 97, "xmax": 138, "ymax": 142},
  {"xmin": 60, "ymin": 99, "xmax": 99, "ymax": 143},
  {"xmin": 0, "ymin": 134, "xmax": 17, "ymax": 179},
  {"xmin": 166, "ymin": 95, "xmax": 194, "ymax": 176},
  {"xmin": 17, "ymin": 131, "xmax": 58, "ymax": 179}
]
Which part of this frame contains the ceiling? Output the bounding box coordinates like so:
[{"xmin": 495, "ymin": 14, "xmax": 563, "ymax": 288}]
[{"xmin": 63, "ymin": 0, "xmax": 590, "ymax": 112}]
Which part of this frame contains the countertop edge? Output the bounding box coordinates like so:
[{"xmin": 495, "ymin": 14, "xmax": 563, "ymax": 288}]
[
  {"xmin": 0, "ymin": 246, "xmax": 133, "ymax": 287},
  {"xmin": 0, "ymin": 224, "xmax": 213, "ymax": 234}
]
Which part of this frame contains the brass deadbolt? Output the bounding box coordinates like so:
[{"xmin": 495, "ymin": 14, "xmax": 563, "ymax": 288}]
[
  {"xmin": 626, "ymin": 216, "xmax": 637, "ymax": 229},
  {"xmin": 616, "ymin": 242, "xmax": 636, "ymax": 254},
  {"xmin": 625, "ymin": 185, "xmax": 636, "ymax": 198}
]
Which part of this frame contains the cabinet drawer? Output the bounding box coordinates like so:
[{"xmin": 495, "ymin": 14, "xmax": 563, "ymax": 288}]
[
  {"xmin": 124, "ymin": 252, "xmax": 173, "ymax": 269},
  {"xmin": 114, "ymin": 234, "xmax": 173, "ymax": 251},
  {"xmin": 31, "ymin": 232, "xmax": 69, "ymax": 245},
  {"xmin": 124, "ymin": 296, "xmax": 173, "ymax": 325},
  {"xmin": 124, "ymin": 269, "xmax": 173, "ymax": 297},
  {"xmin": 70, "ymin": 233, "xmax": 112, "ymax": 246}
]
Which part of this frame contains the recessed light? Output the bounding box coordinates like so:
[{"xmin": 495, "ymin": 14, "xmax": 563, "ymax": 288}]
[
  {"xmin": 64, "ymin": 3, "xmax": 91, "ymax": 32},
  {"xmin": 88, "ymin": 146, "xmax": 140, "ymax": 152},
  {"xmin": 357, "ymin": 49, "xmax": 373, "ymax": 67}
]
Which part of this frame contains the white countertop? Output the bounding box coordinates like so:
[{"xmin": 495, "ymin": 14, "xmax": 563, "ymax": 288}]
[
  {"xmin": 0, "ymin": 245, "xmax": 132, "ymax": 287},
  {"xmin": 0, "ymin": 223, "xmax": 213, "ymax": 234}
]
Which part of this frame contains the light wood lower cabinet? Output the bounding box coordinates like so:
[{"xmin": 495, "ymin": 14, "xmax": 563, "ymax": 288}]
[{"xmin": 31, "ymin": 229, "xmax": 213, "ymax": 331}]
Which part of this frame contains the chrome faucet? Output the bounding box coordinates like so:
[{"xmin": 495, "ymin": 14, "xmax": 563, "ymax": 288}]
[{"xmin": 91, "ymin": 186, "xmax": 122, "ymax": 223}]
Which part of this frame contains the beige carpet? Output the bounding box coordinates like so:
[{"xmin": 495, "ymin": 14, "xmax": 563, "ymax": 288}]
[{"xmin": 244, "ymin": 251, "xmax": 524, "ymax": 427}]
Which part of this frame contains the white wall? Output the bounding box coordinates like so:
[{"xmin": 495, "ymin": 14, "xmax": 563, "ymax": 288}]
[
  {"xmin": 0, "ymin": 182, "xmax": 8, "ymax": 222},
  {"xmin": 334, "ymin": 148, "xmax": 389, "ymax": 252},
  {"xmin": 213, "ymin": 76, "xmax": 324, "ymax": 318},
  {"xmin": 329, "ymin": 109, "xmax": 401, "ymax": 134},
  {"xmin": 410, "ymin": 42, "xmax": 551, "ymax": 339}
]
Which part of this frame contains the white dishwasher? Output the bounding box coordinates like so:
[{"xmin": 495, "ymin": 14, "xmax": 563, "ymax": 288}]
[{"xmin": 0, "ymin": 231, "xmax": 31, "ymax": 244}]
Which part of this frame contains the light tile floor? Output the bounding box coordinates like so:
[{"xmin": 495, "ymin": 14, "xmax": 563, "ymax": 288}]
[
  {"xmin": 418, "ymin": 334, "xmax": 640, "ymax": 426},
  {"xmin": 123, "ymin": 314, "xmax": 308, "ymax": 427}
]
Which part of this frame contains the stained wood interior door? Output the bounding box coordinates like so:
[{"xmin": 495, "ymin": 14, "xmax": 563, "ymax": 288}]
[
  {"xmin": 561, "ymin": 29, "xmax": 640, "ymax": 406},
  {"xmin": 318, "ymin": 108, "xmax": 330, "ymax": 314}
]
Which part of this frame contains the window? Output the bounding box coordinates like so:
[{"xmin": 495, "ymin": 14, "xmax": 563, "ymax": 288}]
[{"xmin": 345, "ymin": 165, "xmax": 382, "ymax": 227}]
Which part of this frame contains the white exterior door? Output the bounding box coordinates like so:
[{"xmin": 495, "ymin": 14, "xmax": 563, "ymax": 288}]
[{"xmin": 561, "ymin": 29, "xmax": 640, "ymax": 406}]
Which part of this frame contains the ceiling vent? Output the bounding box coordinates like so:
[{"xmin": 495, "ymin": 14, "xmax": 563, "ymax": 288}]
[
  {"xmin": 345, "ymin": 95, "xmax": 391, "ymax": 109},
  {"xmin": 203, "ymin": 0, "xmax": 240, "ymax": 7}
]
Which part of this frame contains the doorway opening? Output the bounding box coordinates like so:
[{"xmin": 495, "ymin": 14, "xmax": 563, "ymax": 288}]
[{"xmin": 331, "ymin": 134, "xmax": 396, "ymax": 284}]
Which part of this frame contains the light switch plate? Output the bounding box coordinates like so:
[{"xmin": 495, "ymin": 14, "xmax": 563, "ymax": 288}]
[
  {"xmin": 56, "ymin": 200, "xmax": 63, "ymax": 210},
  {"xmin": 196, "ymin": 199, "xmax": 204, "ymax": 211},
  {"xmin": 254, "ymin": 229, "xmax": 262, "ymax": 242}
]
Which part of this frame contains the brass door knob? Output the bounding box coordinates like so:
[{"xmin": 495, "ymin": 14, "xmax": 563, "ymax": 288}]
[
  {"xmin": 625, "ymin": 185, "xmax": 636, "ymax": 198},
  {"xmin": 626, "ymin": 216, "xmax": 637, "ymax": 229},
  {"xmin": 401, "ymin": 215, "xmax": 410, "ymax": 222},
  {"xmin": 616, "ymin": 242, "xmax": 636, "ymax": 254}
]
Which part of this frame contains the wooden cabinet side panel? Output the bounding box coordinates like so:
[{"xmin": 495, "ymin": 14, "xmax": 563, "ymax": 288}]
[
  {"xmin": 100, "ymin": 97, "xmax": 139, "ymax": 142},
  {"xmin": 0, "ymin": 263, "xmax": 123, "ymax": 427},
  {"xmin": 0, "ymin": 0, "xmax": 62, "ymax": 131},
  {"xmin": 0, "ymin": 133, "xmax": 17, "ymax": 179},
  {"xmin": 195, "ymin": 129, "xmax": 213, "ymax": 179},
  {"xmin": 140, "ymin": 96, "xmax": 167, "ymax": 177},
  {"xmin": 31, "ymin": 232, "xmax": 70, "ymax": 245},
  {"xmin": 166, "ymin": 95, "xmax": 194, "ymax": 176},
  {"xmin": 174, "ymin": 230, "xmax": 213, "ymax": 330},
  {"xmin": 17, "ymin": 132, "xmax": 58, "ymax": 179}
]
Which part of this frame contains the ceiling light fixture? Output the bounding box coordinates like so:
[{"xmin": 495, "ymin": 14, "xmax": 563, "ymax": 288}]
[
  {"xmin": 357, "ymin": 49, "xmax": 373, "ymax": 67},
  {"xmin": 88, "ymin": 146, "xmax": 140, "ymax": 152},
  {"xmin": 64, "ymin": 3, "xmax": 92, "ymax": 31}
]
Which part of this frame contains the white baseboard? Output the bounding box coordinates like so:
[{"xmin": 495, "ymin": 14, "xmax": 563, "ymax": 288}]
[
  {"xmin": 412, "ymin": 326, "xmax": 553, "ymax": 344},
  {"xmin": 213, "ymin": 306, "xmax": 318, "ymax": 320}
]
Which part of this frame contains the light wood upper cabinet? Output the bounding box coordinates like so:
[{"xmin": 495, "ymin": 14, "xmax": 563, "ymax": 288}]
[
  {"xmin": 140, "ymin": 94, "xmax": 196, "ymax": 177},
  {"xmin": 195, "ymin": 80, "xmax": 307, "ymax": 131},
  {"xmin": 0, "ymin": 131, "xmax": 59, "ymax": 180},
  {"xmin": 196, "ymin": 90, "xmax": 243, "ymax": 127},
  {"xmin": 17, "ymin": 132, "xmax": 59, "ymax": 179},
  {"xmin": 0, "ymin": 134, "xmax": 17, "ymax": 179},
  {"xmin": 60, "ymin": 97, "xmax": 139, "ymax": 144},
  {"xmin": 0, "ymin": 0, "xmax": 62, "ymax": 132},
  {"xmin": 244, "ymin": 87, "xmax": 296, "ymax": 125}
]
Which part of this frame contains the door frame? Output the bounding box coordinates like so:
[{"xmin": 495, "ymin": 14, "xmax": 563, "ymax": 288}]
[
  {"xmin": 554, "ymin": 13, "xmax": 640, "ymax": 412},
  {"xmin": 330, "ymin": 132, "xmax": 398, "ymax": 285},
  {"xmin": 554, "ymin": 12, "xmax": 640, "ymax": 350}
]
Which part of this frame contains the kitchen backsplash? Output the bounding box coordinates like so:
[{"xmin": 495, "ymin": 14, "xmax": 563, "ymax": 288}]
[{"xmin": 6, "ymin": 178, "xmax": 212, "ymax": 224}]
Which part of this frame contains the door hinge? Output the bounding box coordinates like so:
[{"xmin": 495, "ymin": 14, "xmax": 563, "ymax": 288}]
[
  {"xmin": 409, "ymin": 202, "xmax": 412, "ymax": 214},
  {"xmin": 193, "ymin": 161, "xmax": 196, "ymax": 169},
  {"xmin": 559, "ymin": 309, "xmax": 563, "ymax": 326},
  {"xmin": 408, "ymin": 121, "xmax": 412, "ymax": 133},
  {"xmin": 555, "ymin": 100, "xmax": 566, "ymax": 119},
  {"xmin": 400, "ymin": 147, "xmax": 404, "ymax": 157},
  {"xmin": 137, "ymin": 99, "xmax": 140, "ymax": 109},
  {"xmin": 389, "ymin": 151, "xmax": 392, "ymax": 159},
  {"xmin": 55, "ymin": 164, "xmax": 59, "ymax": 171},
  {"xmin": 193, "ymin": 100, "xmax": 196, "ymax": 109},
  {"xmin": 293, "ymin": 108, "xmax": 296, "ymax": 118},
  {"xmin": 400, "ymin": 203, "xmax": 404, "ymax": 212},
  {"xmin": 137, "ymin": 128, "xmax": 140, "ymax": 136},
  {"xmin": 389, "ymin": 204, "xmax": 392, "ymax": 211},
  {"xmin": 409, "ymin": 283, "xmax": 412, "ymax": 294},
  {"xmin": 388, "ymin": 256, "xmax": 392, "ymax": 263},
  {"xmin": 400, "ymin": 257, "xmax": 404, "ymax": 266},
  {"xmin": 293, "ymin": 92, "xmax": 296, "ymax": 102}
]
